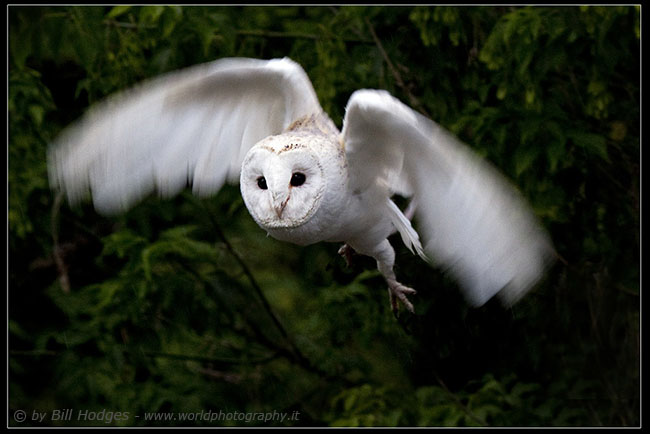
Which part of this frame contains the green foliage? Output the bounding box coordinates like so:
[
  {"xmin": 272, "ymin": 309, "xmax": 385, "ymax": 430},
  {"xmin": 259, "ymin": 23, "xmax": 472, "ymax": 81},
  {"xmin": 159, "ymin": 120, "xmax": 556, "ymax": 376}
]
[
  {"xmin": 9, "ymin": 6, "xmax": 638, "ymax": 427},
  {"xmin": 325, "ymin": 372, "xmax": 601, "ymax": 427}
]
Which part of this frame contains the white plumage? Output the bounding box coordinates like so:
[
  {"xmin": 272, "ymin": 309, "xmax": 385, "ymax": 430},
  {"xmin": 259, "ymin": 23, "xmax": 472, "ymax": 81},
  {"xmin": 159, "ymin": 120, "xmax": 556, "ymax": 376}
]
[{"xmin": 49, "ymin": 57, "xmax": 554, "ymax": 313}]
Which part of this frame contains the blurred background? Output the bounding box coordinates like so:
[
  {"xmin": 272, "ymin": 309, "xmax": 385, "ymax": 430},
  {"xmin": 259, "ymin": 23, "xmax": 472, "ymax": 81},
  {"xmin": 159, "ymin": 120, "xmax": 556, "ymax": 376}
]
[{"xmin": 8, "ymin": 6, "xmax": 639, "ymax": 427}]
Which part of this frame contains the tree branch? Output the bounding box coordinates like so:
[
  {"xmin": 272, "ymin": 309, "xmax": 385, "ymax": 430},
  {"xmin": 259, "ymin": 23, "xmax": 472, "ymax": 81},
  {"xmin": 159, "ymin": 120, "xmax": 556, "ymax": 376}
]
[
  {"xmin": 195, "ymin": 200, "xmax": 353, "ymax": 385},
  {"xmin": 51, "ymin": 191, "xmax": 70, "ymax": 293},
  {"xmin": 237, "ymin": 29, "xmax": 372, "ymax": 44},
  {"xmin": 365, "ymin": 17, "xmax": 431, "ymax": 118},
  {"xmin": 143, "ymin": 350, "xmax": 277, "ymax": 366},
  {"xmin": 433, "ymin": 371, "xmax": 489, "ymax": 427}
]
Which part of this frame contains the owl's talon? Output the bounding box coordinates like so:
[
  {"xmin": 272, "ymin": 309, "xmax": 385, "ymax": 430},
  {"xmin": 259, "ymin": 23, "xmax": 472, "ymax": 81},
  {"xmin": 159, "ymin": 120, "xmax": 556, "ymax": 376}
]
[
  {"xmin": 338, "ymin": 244, "xmax": 355, "ymax": 268},
  {"xmin": 387, "ymin": 279, "xmax": 416, "ymax": 314}
]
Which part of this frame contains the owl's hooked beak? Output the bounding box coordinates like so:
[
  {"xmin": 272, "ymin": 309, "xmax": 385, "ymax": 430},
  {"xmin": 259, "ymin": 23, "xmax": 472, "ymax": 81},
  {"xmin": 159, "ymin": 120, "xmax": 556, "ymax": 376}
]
[{"xmin": 272, "ymin": 191, "xmax": 291, "ymax": 219}]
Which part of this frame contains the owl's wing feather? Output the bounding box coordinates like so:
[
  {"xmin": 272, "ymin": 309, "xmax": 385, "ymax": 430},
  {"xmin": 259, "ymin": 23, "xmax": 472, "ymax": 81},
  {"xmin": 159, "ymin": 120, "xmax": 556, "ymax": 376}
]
[
  {"xmin": 342, "ymin": 89, "xmax": 554, "ymax": 306},
  {"xmin": 48, "ymin": 57, "xmax": 321, "ymax": 214}
]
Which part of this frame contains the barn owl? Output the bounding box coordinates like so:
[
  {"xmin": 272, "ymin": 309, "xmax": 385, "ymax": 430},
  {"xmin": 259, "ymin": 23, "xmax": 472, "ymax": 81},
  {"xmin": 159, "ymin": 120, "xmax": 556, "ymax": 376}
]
[{"xmin": 48, "ymin": 57, "xmax": 554, "ymax": 313}]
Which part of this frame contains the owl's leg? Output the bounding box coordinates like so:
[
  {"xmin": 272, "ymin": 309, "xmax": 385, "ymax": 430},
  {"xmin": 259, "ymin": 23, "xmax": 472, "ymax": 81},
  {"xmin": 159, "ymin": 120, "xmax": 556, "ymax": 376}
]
[
  {"xmin": 337, "ymin": 244, "xmax": 356, "ymax": 268},
  {"xmin": 387, "ymin": 279, "xmax": 417, "ymax": 314},
  {"xmin": 372, "ymin": 239, "xmax": 417, "ymax": 314}
]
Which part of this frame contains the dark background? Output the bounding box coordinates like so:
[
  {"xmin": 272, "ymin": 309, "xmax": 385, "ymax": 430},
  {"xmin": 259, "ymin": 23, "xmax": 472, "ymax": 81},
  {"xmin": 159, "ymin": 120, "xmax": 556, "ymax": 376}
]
[{"xmin": 9, "ymin": 6, "xmax": 639, "ymax": 427}]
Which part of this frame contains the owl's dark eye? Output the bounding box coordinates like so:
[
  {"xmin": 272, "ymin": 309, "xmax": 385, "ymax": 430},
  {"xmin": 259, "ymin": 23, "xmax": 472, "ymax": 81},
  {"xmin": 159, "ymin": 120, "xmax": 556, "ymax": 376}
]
[
  {"xmin": 290, "ymin": 172, "xmax": 306, "ymax": 187},
  {"xmin": 257, "ymin": 176, "xmax": 268, "ymax": 190}
]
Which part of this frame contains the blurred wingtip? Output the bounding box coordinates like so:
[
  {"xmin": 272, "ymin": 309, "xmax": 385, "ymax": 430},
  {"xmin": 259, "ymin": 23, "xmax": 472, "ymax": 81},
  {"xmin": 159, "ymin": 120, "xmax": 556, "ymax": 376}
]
[
  {"xmin": 497, "ymin": 236, "xmax": 557, "ymax": 308},
  {"xmin": 428, "ymin": 223, "xmax": 556, "ymax": 309},
  {"xmin": 47, "ymin": 138, "xmax": 84, "ymax": 210}
]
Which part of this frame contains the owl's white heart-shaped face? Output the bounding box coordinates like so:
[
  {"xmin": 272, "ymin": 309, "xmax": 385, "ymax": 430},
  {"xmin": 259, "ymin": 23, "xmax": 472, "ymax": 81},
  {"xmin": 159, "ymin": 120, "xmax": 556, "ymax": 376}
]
[{"xmin": 240, "ymin": 134, "xmax": 326, "ymax": 230}]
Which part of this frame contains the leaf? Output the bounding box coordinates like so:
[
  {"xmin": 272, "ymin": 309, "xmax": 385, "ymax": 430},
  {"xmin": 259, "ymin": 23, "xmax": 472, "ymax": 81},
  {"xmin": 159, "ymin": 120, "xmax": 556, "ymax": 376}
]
[
  {"xmin": 107, "ymin": 5, "xmax": 132, "ymax": 19},
  {"xmin": 568, "ymin": 130, "xmax": 609, "ymax": 161},
  {"xmin": 545, "ymin": 121, "xmax": 567, "ymax": 172},
  {"xmin": 496, "ymin": 84, "xmax": 508, "ymax": 100},
  {"xmin": 514, "ymin": 146, "xmax": 540, "ymax": 177},
  {"xmin": 609, "ymin": 121, "xmax": 627, "ymax": 141},
  {"xmin": 27, "ymin": 104, "xmax": 45, "ymax": 127},
  {"xmin": 102, "ymin": 230, "xmax": 147, "ymax": 259},
  {"xmin": 511, "ymin": 382, "xmax": 541, "ymax": 398},
  {"xmin": 161, "ymin": 7, "xmax": 182, "ymax": 38},
  {"xmin": 139, "ymin": 6, "xmax": 165, "ymax": 25}
]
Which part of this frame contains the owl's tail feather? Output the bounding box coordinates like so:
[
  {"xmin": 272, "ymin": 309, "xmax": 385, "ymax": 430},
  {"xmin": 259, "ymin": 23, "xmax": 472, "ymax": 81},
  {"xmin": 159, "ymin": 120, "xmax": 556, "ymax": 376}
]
[{"xmin": 386, "ymin": 199, "xmax": 428, "ymax": 262}]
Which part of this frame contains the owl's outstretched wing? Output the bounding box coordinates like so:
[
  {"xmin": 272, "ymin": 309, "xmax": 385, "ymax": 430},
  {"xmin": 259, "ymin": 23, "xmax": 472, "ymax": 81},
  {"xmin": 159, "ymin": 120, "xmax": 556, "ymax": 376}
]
[
  {"xmin": 342, "ymin": 89, "xmax": 554, "ymax": 306},
  {"xmin": 48, "ymin": 57, "xmax": 321, "ymax": 214}
]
